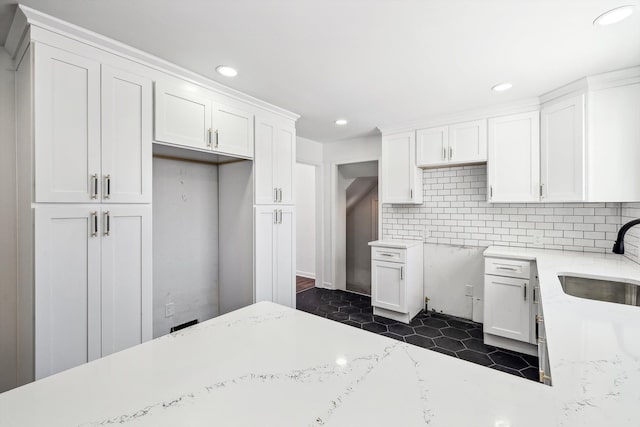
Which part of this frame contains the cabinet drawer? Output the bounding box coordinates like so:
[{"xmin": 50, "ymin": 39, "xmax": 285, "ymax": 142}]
[
  {"xmin": 485, "ymin": 257, "xmax": 531, "ymax": 279},
  {"xmin": 372, "ymin": 247, "xmax": 406, "ymax": 263}
]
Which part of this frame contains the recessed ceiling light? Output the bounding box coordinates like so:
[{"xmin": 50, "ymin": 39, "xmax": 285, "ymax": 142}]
[
  {"xmin": 216, "ymin": 65, "xmax": 238, "ymax": 77},
  {"xmin": 593, "ymin": 5, "xmax": 635, "ymax": 26},
  {"xmin": 335, "ymin": 357, "xmax": 348, "ymax": 366},
  {"xmin": 491, "ymin": 83, "xmax": 513, "ymax": 92},
  {"xmin": 335, "ymin": 119, "xmax": 348, "ymax": 125}
]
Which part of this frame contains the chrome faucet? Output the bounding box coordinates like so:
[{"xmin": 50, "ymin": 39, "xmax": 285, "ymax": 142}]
[{"xmin": 612, "ymin": 218, "xmax": 640, "ymax": 254}]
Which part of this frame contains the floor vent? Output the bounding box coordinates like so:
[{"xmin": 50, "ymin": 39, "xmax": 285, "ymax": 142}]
[{"xmin": 170, "ymin": 319, "xmax": 198, "ymax": 333}]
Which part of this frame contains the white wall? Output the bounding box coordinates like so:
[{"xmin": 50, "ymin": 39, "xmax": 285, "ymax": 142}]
[
  {"xmin": 423, "ymin": 244, "xmax": 485, "ymax": 320},
  {"xmin": 0, "ymin": 49, "xmax": 17, "ymax": 392},
  {"xmin": 323, "ymin": 135, "xmax": 382, "ymax": 289},
  {"xmin": 296, "ymin": 163, "xmax": 316, "ymax": 278},
  {"xmin": 152, "ymin": 157, "xmax": 219, "ymax": 337},
  {"xmin": 218, "ymin": 161, "xmax": 254, "ymax": 314},
  {"xmin": 297, "ymin": 136, "xmax": 323, "ymax": 164}
]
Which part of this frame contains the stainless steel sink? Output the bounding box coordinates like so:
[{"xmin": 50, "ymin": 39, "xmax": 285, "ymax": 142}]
[{"xmin": 558, "ymin": 275, "xmax": 640, "ymax": 307}]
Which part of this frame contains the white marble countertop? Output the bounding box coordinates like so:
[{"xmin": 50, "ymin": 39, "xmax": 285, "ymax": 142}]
[
  {"xmin": 1, "ymin": 247, "xmax": 639, "ymax": 427},
  {"xmin": 368, "ymin": 239, "xmax": 423, "ymax": 248},
  {"xmin": 484, "ymin": 246, "xmax": 640, "ymax": 425}
]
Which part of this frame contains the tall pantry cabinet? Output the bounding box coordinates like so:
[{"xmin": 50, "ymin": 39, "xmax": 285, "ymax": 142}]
[
  {"xmin": 254, "ymin": 115, "xmax": 297, "ymax": 308},
  {"xmin": 16, "ymin": 42, "xmax": 152, "ymax": 383}
]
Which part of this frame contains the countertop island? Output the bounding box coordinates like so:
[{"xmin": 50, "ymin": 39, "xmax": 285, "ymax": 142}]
[{"xmin": 1, "ymin": 247, "xmax": 639, "ymax": 426}]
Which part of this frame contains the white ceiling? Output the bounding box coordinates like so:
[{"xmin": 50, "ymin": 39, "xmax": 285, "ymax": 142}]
[{"xmin": 1, "ymin": 0, "xmax": 639, "ymax": 142}]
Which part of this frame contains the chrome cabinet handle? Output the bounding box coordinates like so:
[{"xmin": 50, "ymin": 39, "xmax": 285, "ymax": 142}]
[
  {"xmin": 90, "ymin": 211, "xmax": 98, "ymax": 237},
  {"xmin": 212, "ymin": 128, "xmax": 219, "ymax": 148},
  {"xmin": 274, "ymin": 188, "xmax": 278, "ymax": 203},
  {"xmin": 533, "ymin": 286, "xmax": 539, "ymax": 304},
  {"xmin": 449, "ymin": 146, "xmax": 453, "ymax": 160},
  {"xmin": 496, "ymin": 266, "xmax": 517, "ymax": 271},
  {"xmin": 380, "ymin": 253, "xmax": 394, "ymax": 257},
  {"xmin": 103, "ymin": 211, "xmax": 110, "ymax": 236},
  {"xmin": 104, "ymin": 175, "xmax": 111, "ymax": 199},
  {"xmin": 442, "ymin": 146, "xmax": 446, "ymax": 160},
  {"xmin": 278, "ymin": 188, "xmax": 283, "ymax": 203},
  {"xmin": 410, "ymin": 188, "xmax": 413, "ymax": 199},
  {"xmin": 91, "ymin": 174, "xmax": 98, "ymax": 199},
  {"xmin": 273, "ymin": 210, "xmax": 277, "ymax": 224},
  {"xmin": 400, "ymin": 266, "xmax": 404, "ymax": 280},
  {"xmin": 207, "ymin": 128, "xmax": 213, "ymax": 147},
  {"xmin": 523, "ymin": 283, "xmax": 527, "ymax": 301}
]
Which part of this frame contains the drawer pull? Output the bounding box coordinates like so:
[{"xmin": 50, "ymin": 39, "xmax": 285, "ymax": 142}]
[
  {"xmin": 380, "ymin": 253, "xmax": 395, "ymax": 257},
  {"xmin": 496, "ymin": 266, "xmax": 518, "ymax": 271}
]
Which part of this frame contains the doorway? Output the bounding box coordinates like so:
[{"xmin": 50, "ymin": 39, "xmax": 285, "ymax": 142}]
[
  {"xmin": 295, "ymin": 162, "xmax": 317, "ymax": 292},
  {"xmin": 337, "ymin": 161, "xmax": 379, "ymax": 296}
]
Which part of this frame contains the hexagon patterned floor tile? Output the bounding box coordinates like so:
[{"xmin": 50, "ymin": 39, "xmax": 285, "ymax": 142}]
[{"xmin": 297, "ymin": 287, "xmax": 539, "ymax": 382}]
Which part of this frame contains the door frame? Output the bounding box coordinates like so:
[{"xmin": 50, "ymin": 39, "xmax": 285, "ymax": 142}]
[
  {"xmin": 295, "ymin": 160, "xmax": 323, "ymax": 289},
  {"xmin": 330, "ymin": 157, "xmax": 382, "ymax": 292}
]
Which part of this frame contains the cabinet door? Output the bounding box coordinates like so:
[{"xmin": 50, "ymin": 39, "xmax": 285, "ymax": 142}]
[
  {"xmin": 101, "ymin": 66, "xmax": 152, "ymax": 203},
  {"xmin": 416, "ymin": 126, "xmax": 448, "ymax": 167},
  {"xmin": 274, "ymin": 125, "xmax": 296, "ymax": 205},
  {"xmin": 382, "ymin": 132, "xmax": 417, "ymax": 204},
  {"xmin": 275, "ymin": 207, "xmax": 296, "ymax": 308},
  {"xmin": 254, "ymin": 206, "xmax": 276, "ymax": 302},
  {"xmin": 449, "ymin": 119, "xmax": 487, "ymax": 163},
  {"xmin": 254, "ymin": 117, "xmax": 277, "ymax": 204},
  {"xmin": 154, "ymin": 80, "xmax": 212, "ymax": 150},
  {"xmin": 34, "ymin": 206, "xmax": 101, "ymax": 379},
  {"xmin": 371, "ymin": 260, "xmax": 405, "ymax": 312},
  {"xmin": 488, "ymin": 111, "xmax": 540, "ymax": 202},
  {"xmin": 541, "ymin": 95, "xmax": 585, "ymax": 202},
  {"xmin": 34, "ymin": 43, "xmax": 101, "ymax": 202},
  {"xmin": 212, "ymin": 103, "xmax": 254, "ymax": 158},
  {"xmin": 101, "ymin": 205, "xmax": 152, "ymax": 357},
  {"xmin": 484, "ymin": 275, "xmax": 531, "ymax": 342}
]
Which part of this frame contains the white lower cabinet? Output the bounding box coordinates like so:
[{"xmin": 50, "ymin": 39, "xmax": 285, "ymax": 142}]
[
  {"xmin": 34, "ymin": 205, "xmax": 151, "ymax": 379},
  {"xmin": 484, "ymin": 275, "xmax": 531, "ymax": 342},
  {"xmin": 370, "ymin": 241, "xmax": 423, "ymax": 324},
  {"xmin": 254, "ymin": 206, "xmax": 295, "ymax": 308},
  {"xmin": 484, "ymin": 255, "xmax": 551, "ymax": 384}
]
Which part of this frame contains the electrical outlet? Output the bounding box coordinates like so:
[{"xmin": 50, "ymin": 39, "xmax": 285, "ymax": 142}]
[
  {"xmin": 165, "ymin": 302, "xmax": 175, "ymax": 318},
  {"xmin": 465, "ymin": 284, "xmax": 473, "ymax": 297}
]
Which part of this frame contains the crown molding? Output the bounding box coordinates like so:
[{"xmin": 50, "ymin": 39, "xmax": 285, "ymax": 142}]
[
  {"xmin": 4, "ymin": 4, "xmax": 300, "ymax": 121},
  {"xmin": 377, "ymin": 97, "xmax": 540, "ymax": 135}
]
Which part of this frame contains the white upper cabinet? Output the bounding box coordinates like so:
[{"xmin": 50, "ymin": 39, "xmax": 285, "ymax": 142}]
[
  {"xmin": 449, "ymin": 119, "xmax": 487, "ymax": 164},
  {"xmin": 34, "ymin": 43, "xmax": 101, "ymax": 203},
  {"xmin": 254, "ymin": 115, "xmax": 296, "ymax": 205},
  {"xmin": 154, "ymin": 79, "xmax": 255, "ymax": 159},
  {"xmin": 33, "ymin": 44, "xmax": 152, "ymax": 204},
  {"xmin": 101, "ymin": 66, "xmax": 152, "ymax": 203},
  {"xmin": 154, "ymin": 81, "xmax": 212, "ymax": 150},
  {"xmin": 417, "ymin": 126, "xmax": 448, "ymax": 167},
  {"xmin": 416, "ymin": 120, "xmax": 486, "ymax": 167},
  {"xmin": 540, "ymin": 94, "xmax": 585, "ymax": 202},
  {"xmin": 212, "ymin": 103, "xmax": 254, "ymax": 158},
  {"xmin": 488, "ymin": 111, "xmax": 540, "ymax": 203},
  {"xmin": 382, "ymin": 132, "xmax": 422, "ymax": 204},
  {"xmin": 274, "ymin": 126, "xmax": 296, "ymax": 205}
]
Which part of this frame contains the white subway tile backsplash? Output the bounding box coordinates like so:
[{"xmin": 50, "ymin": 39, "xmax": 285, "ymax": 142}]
[{"xmin": 382, "ymin": 165, "xmax": 623, "ymax": 255}]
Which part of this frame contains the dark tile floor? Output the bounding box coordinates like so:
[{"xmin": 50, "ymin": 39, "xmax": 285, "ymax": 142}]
[{"xmin": 297, "ymin": 287, "xmax": 539, "ymax": 382}]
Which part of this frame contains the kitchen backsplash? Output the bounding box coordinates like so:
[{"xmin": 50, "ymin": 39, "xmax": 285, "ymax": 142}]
[
  {"xmin": 382, "ymin": 164, "xmax": 625, "ymax": 255},
  {"xmin": 621, "ymin": 203, "xmax": 640, "ymax": 264}
]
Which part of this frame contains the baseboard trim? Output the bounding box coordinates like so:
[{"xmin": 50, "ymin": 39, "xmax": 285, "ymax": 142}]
[{"xmin": 296, "ymin": 271, "xmax": 316, "ymax": 279}]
